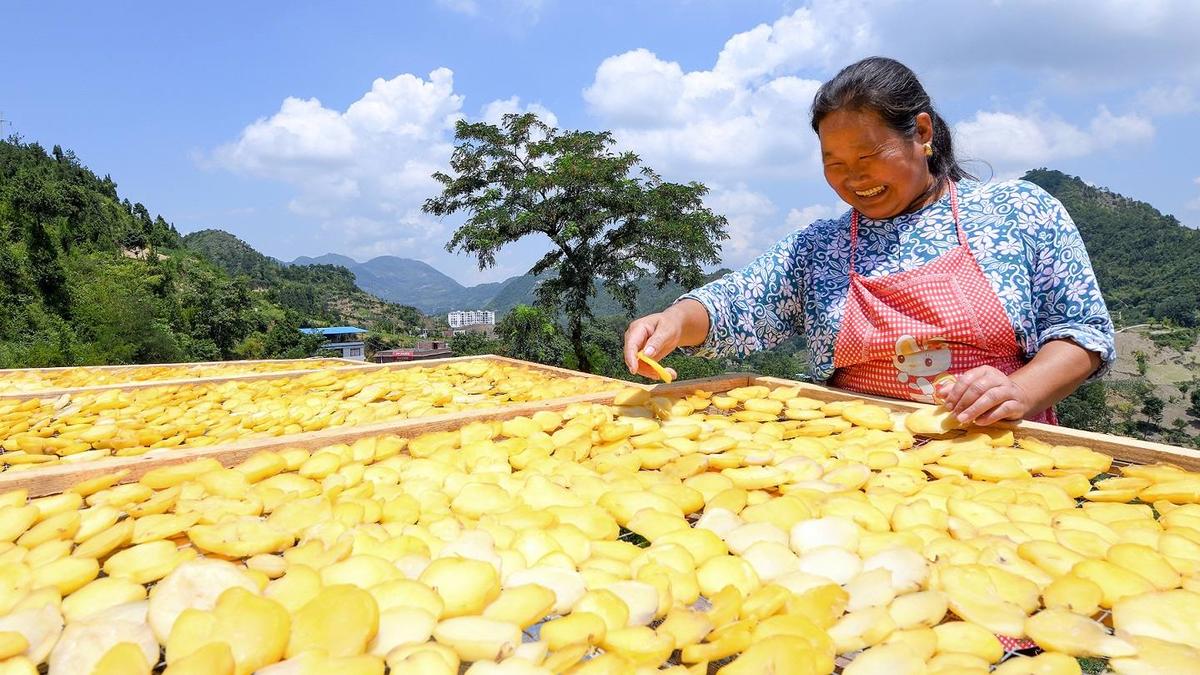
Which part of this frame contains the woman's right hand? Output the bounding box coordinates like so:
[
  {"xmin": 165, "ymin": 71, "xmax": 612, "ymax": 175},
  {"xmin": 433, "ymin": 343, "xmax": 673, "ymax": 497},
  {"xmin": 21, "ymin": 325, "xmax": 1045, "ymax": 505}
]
[
  {"xmin": 624, "ymin": 300, "xmax": 711, "ymax": 381},
  {"xmin": 623, "ymin": 311, "xmax": 683, "ymax": 380}
]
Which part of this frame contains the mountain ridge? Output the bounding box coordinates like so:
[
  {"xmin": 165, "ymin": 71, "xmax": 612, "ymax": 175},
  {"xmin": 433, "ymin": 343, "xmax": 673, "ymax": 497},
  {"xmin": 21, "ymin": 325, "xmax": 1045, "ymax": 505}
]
[
  {"xmin": 179, "ymin": 229, "xmax": 424, "ymax": 336},
  {"xmin": 287, "ymin": 252, "xmax": 731, "ymax": 318}
]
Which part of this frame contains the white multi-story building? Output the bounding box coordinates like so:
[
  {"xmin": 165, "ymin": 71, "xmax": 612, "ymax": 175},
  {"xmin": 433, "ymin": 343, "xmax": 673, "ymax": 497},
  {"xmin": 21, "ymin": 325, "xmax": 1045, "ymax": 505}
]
[{"xmin": 448, "ymin": 310, "xmax": 496, "ymax": 328}]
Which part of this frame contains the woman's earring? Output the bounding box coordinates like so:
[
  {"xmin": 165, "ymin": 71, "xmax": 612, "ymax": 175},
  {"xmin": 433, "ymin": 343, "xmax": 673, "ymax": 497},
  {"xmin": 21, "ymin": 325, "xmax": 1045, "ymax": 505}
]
[{"xmin": 923, "ymin": 142, "xmax": 933, "ymax": 157}]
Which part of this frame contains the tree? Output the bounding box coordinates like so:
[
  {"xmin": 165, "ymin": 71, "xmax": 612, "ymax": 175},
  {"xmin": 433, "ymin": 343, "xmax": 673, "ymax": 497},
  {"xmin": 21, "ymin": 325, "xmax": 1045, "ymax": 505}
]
[
  {"xmin": 27, "ymin": 220, "xmax": 70, "ymax": 314},
  {"xmin": 1057, "ymin": 381, "xmax": 1112, "ymax": 434},
  {"xmin": 662, "ymin": 353, "xmax": 725, "ymax": 381},
  {"xmin": 450, "ymin": 331, "xmax": 502, "ymax": 357},
  {"xmin": 496, "ymin": 305, "xmax": 568, "ymax": 366},
  {"xmin": 1141, "ymin": 395, "xmax": 1165, "ymax": 424},
  {"xmin": 1155, "ymin": 296, "xmax": 1199, "ymax": 327},
  {"xmin": 255, "ymin": 315, "xmax": 328, "ymax": 359},
  {"xmin": 1189, "ymin": 388, "xmax": 1200, "ymax": 418},
  {"xmin": 742, "ymin": 350, "xmax": 806, "ymax": 379},
  {"xmin": 424, "ymin": 113, "xmax": 727, "ymax": 373}
]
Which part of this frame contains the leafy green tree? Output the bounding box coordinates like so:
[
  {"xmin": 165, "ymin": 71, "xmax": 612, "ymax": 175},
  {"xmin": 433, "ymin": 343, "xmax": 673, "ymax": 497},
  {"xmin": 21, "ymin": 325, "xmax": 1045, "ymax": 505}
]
[
  {"xmin": 496, "ymin": 305, "xmax": 569, "ymax": 366},
  {"xmin": 27, "ymin": 220, "xmax": 70, "ymax": 314},
  {"xmin": 1135, "ymin": 351, "xmax": 1148, "ymax": 376},
  {"xmin": 1155, "ymin": 296, "xmax": 1199, "ymax": 328},
  {"xmin": 68, "ymin": 259, "xmax": 182, "ymax": 364},
  {"xmin": 740, "ymin": 349, "xmax": 806, "ymax": 380},
  {"xmin": 1188, "ymin": 388, "xmax": 1200, "ymax": 418},
  {"xmin": 252, "ymin": 315, "xmax": 328, "ymax": 359},
  {"xmin": 662, "ymin": 353, "xmax": 725, "ymax": 381},
  {"xmin": 1141, "ymin": 395, "xmax": 1165, "ymax": 424},
  {"xmin": 450, "ymin": 331, "xmax": 502, "ymax": 357},
  {"xmin": 561, "ymin": 315, "xmax": 634, "ymax": 380},
  {"xmin": 1056, "ymin": 381, "xmax": 1113, "ymax": 433},
  {"xmin": 425, "ymin": 113, "xmax": 727, "ymax": 373}
]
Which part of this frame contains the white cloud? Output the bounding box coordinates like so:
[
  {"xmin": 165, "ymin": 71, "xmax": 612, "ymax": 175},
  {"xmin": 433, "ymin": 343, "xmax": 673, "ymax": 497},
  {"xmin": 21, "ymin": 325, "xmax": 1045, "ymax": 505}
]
[
  {"xmin": 582, "ymin": 1, "xmax": 1195, "ymax": 185},
  {"xmin": 480, "ymin": 96, "xmax": 559, "ymax": 128},
  {"xmin": 580, "ymin": 4, "xmax": 874, "ymax": 181},
  {"xmin": 1136, "ymin": 84, "xmax": 1200, "ymax": 116},
  {"xmin": 325, "ymin": 210, "xmax": 447, "ymax": 261},
  {"xmin": 955, "ymin": 105, "xmax": 1154, "ymax": 178},
  {"xmin": 584, "ymin": 49, "xmax": 823, "ymax": 182},
  {"xmin": 703, "ymin": 190, "xmax": 849, "ymax": 270},
  {"xmin": 786, "ymin": 202, "xmax": 846, "ymax": 230},
  {"xmin": 712, "ymin": 1, "xmax": 872, "ymax": 81},
  {"xmin": 704, "ymin": 185, "xmax": 781, "ymax": 266},
  {"xmin": 211, "ymin": 68, "xmax": 555, "ymax": 262}
]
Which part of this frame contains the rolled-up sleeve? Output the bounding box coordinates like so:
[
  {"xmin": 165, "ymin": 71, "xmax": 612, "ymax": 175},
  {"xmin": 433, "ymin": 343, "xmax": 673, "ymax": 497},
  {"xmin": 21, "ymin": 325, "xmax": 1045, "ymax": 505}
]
[
  {"xmin": 679, "ymin": 231, "xmax": 809, "ymax": 359},
  {"xmin": 1029, "ymin": 192, "xmax": 1116, "ymax": 379}
]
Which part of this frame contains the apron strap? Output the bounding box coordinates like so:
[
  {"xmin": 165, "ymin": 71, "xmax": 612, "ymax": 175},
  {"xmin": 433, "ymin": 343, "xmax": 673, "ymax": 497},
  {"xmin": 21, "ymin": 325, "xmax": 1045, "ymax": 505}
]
[{"xmin": 848, "ymin": 181, "xmax": 964, "ymax": 275}]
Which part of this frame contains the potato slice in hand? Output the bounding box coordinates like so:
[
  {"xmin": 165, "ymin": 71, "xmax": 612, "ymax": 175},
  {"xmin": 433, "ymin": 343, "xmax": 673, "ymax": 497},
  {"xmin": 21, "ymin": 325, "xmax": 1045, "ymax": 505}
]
[{"xmin": 637, "ymin": 351, "xmax": 674, "ymax": 383}]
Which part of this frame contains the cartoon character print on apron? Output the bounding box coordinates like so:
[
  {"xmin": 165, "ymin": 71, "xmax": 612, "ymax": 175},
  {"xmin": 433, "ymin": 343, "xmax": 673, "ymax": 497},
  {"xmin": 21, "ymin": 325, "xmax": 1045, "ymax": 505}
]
[{"xmin": 829, "ymin": 182, "xmax": 1056, "ymax": 424}]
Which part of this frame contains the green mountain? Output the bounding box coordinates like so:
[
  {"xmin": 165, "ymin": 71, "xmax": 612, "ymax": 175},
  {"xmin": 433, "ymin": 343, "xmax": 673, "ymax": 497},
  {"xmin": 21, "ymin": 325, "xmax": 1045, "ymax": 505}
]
[
  {"xmin": 0, "ymin": 137, "xmax": 420, "ymax": 368},
  {"xmin": 183, "ymin": 230, "xmax": 424, "ymax": 336},
  {"xmin": 290, "ymin": 253, "xmax": 514, "ymax": 315},
  {"xmin": 479, "ymin": 270, "xmax": 732, "ymax": 318},
  {"xmin": 1024, "ymin": 169, "xmax": 1200, "ymax": 328},
  {"xmin": 290, "ymin": 252, "xmax": 730, "ymax": 319},
  {"xmin": 483, "ymin": 274, "xmax": 541, "ymax": 315}
]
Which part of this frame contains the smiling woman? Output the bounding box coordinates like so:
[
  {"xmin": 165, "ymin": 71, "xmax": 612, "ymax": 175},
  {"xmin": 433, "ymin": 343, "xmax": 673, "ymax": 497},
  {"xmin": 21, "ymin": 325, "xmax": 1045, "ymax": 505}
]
[
  {"xmin": 811, "ymin": 56, "xmax": 970, "ymax": 221},
  {"xmin": 623, "ymin": 56, "xmax": 1117, "ymax": 427}
]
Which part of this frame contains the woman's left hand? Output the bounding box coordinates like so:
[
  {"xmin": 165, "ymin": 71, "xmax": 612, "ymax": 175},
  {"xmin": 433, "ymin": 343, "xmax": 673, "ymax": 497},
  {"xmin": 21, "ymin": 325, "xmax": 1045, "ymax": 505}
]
[{"xmin": 937, "ymin": 365, "xmax": 1034, "ymax": 426}]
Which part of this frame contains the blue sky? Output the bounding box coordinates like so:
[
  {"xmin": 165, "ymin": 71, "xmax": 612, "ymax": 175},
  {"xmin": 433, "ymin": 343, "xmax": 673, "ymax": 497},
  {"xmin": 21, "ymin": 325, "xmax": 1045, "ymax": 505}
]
[{"xmin": 5, "ymin": 0, "xmax": 1200, "ymax": 284}]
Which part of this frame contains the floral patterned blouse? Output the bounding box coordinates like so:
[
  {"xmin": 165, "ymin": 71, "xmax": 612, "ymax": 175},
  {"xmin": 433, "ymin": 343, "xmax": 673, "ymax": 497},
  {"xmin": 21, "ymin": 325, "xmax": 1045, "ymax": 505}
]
[{"xmin": 680, "ymin": 179, "xmax": 1116, "ymax": 381}]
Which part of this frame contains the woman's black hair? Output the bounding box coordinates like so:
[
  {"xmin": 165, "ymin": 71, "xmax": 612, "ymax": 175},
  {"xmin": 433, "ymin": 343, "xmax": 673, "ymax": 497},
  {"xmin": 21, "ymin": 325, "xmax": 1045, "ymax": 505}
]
[{"xmin": 810, "ymin": 57, "xmax": 974, "ymax": 183}]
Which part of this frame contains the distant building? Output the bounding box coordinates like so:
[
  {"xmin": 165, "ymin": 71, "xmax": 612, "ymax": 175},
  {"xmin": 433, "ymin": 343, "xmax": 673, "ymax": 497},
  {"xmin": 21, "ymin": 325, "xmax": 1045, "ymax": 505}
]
[
  {"xmin": 300, "ymin": 326, "xmax": 367, "ymax": 361},
  {"xmin": 453, "ymin": 322, "xmax": 495, "ymax": 337},
  {"xmin": 419, "ymin": 327, "xmax": 456, "ymax": 340},
  {"xmin": 373, "ymin": 339, "xmax": 453, "ymax": 363},
  {"xmin": 448, "ymin": 310, "xmax": 495, "ymax": 329}
]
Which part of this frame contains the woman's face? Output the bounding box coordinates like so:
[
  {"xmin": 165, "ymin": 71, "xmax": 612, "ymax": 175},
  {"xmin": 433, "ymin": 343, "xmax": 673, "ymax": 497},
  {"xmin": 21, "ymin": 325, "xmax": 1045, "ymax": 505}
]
[{"xmin": 818, "ymin": 108, "xmax": 934, "ymax": 220}]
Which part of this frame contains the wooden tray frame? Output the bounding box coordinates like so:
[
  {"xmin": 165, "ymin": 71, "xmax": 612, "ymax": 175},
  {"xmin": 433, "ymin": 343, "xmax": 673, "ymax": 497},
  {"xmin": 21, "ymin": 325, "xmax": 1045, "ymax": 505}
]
[
  {"xmin": 0, "ymin": 356, "xmax": 355, "ymax": 375},
  {"xmin": 0, "ymin": 374, "xmax": 749, "ymax": 497},
  {"xmin": 0, "ymin": 358, "xmax": 362, "ymax": 400},
  {"xmin": 751, "ymin": 376, "xmax": 1200, "ymax": 471},
  {"xmin": 0, "ymin": 354, "xmax": 628, "ymax": 401},
  {"xmin": 3, "ymin": 363, "xmax": 1199, "ymax": 496}
]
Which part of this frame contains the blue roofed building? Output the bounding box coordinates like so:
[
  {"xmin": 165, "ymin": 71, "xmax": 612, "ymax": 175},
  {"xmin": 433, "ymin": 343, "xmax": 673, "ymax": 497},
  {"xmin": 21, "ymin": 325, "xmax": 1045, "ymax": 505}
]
[{"xmin": 300, "ymin": 326, "xmax": 367, "ymax": 361}]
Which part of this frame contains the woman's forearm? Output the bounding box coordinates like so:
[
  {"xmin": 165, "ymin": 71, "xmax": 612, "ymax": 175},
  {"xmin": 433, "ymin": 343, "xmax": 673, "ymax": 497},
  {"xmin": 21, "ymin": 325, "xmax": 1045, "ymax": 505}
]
[
  {"xmin": 1009, "ymin": 339, "xmax": 1103, "ymax": 413},
  {"xmin": 663, "ymin": 299, "xmax": 712, "ymax": 348}
]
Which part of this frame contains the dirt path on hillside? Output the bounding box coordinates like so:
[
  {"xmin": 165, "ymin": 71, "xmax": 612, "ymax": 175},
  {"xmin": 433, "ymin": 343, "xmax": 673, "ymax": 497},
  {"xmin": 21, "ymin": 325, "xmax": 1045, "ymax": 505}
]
[{"xmin": 1109, "ymin": 329, "xmax": 1199, "ymax": 431}]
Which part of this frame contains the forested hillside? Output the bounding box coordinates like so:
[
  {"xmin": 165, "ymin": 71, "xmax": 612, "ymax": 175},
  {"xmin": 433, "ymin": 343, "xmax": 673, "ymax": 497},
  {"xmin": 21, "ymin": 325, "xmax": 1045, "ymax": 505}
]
[
  {"xmin": 182, "ymin": 230, "xmax": 424, "ymax": 338},
  {"xmin": 1025, "ymin": 169, "xmax": 1200, "ymax": 328},
  {"xmin": 1021, "ymin": 170, "xmax": 1200, "ymax": 444},
  {"xmin": 0, "ymin": 138, "xmax": 421, "ymax": 367}
]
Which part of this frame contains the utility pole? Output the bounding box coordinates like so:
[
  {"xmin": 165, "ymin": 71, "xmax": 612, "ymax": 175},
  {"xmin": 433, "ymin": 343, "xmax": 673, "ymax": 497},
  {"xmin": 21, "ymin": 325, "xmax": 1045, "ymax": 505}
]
[{"xmin": 0, "ymin": 111, "xmax": 10, "ymax": 137}]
